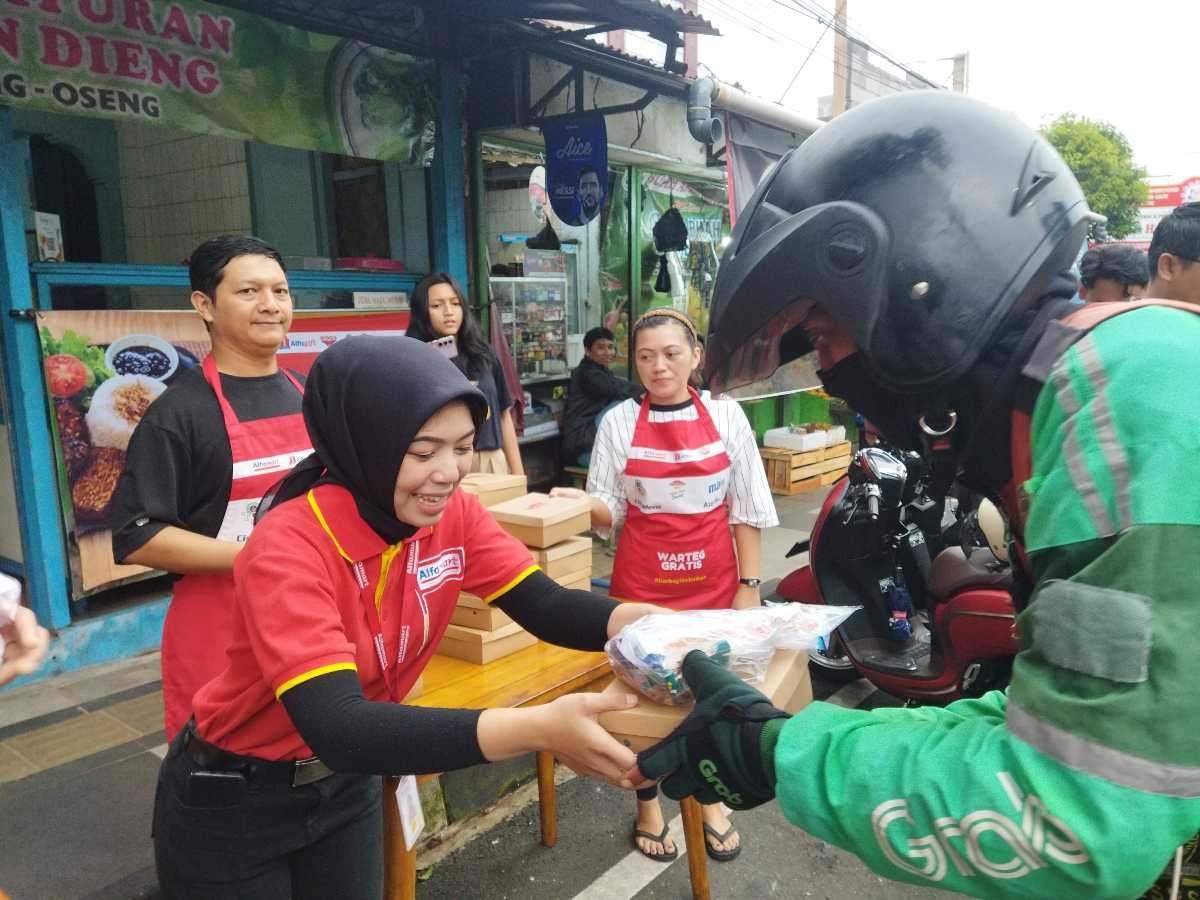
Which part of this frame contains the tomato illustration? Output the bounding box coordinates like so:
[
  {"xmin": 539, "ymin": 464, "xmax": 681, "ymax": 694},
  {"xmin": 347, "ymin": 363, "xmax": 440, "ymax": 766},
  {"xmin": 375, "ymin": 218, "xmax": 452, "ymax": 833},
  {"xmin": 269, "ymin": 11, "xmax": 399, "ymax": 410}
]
[{"xmin": 45, "ymin": 353, "xmax": 89, "ymax": 397}]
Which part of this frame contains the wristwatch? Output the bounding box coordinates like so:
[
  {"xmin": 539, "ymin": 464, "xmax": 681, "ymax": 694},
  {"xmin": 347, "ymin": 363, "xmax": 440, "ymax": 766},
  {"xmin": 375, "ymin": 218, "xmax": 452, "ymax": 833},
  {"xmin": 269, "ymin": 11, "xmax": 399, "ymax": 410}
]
[{"xmin": 738, "ymin": 577, "xmax": 762, "ymax": 588}]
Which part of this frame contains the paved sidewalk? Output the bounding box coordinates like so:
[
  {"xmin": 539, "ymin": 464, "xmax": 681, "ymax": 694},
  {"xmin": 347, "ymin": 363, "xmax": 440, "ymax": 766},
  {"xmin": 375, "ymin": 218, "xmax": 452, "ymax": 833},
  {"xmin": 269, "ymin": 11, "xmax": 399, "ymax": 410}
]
[{"xmin": 0, "ymin": 486, "xmax": 961, "ymax": 899}]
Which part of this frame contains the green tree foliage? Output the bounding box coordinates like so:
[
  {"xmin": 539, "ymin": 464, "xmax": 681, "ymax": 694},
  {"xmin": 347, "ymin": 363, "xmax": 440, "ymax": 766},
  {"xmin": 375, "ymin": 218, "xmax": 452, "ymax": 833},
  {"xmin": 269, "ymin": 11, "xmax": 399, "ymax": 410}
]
[{"xmin": 1041, "ymin": 114, "xmax": 1148, "ymax": 240}]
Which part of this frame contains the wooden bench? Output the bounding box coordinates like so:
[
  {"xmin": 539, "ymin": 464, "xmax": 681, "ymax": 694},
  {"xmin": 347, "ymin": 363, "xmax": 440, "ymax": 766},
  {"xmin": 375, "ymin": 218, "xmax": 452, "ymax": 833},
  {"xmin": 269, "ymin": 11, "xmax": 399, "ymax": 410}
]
[
  {"xmin": 383, "ymin": 642, "xmax": 717, "ymax": 900},
  {"xmin": 563, "ymin": 465, "xmax": 589, "ymax": 489}
]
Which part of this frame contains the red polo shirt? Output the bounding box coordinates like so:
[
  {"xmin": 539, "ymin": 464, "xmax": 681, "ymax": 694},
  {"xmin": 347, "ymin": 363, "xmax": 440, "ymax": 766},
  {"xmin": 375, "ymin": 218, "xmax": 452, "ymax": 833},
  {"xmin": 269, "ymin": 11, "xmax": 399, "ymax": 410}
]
[{"xmin": 192, "ymin": 482, "xmax": 537, "ymax": 760}]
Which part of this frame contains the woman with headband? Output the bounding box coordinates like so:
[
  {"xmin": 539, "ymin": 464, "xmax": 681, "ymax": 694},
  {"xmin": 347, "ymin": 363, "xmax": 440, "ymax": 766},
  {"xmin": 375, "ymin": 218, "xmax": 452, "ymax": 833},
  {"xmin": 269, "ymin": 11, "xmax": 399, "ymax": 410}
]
[{"xmin": 553, "ymin": 307, "xmax": 777, "ymax": 863}]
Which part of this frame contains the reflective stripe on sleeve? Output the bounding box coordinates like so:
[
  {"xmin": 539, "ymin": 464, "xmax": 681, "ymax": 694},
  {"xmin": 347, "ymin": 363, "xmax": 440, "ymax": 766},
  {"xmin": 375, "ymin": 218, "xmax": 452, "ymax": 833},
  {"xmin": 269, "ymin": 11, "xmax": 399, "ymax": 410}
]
[
  {"xmin": 1007, "ymin": 700, "xmax": 1200, "ymax": 798},
  {"xmin": 1048, "ymin": 338, "xmax": 1134, "ymax": 539}
]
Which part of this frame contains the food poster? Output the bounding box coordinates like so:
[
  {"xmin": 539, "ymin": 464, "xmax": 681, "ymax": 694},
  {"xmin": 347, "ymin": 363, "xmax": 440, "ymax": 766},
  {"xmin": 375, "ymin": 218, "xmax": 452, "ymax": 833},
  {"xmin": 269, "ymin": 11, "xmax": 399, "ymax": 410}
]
[
  {"xmin": 598, "ymin": 168, "xmax": 632, "ymax": 375},
  {"xmin": 37, "ymin": 309, "xmax": 409, "ymax": 597},
  {"xmin": 0, "ymin": 1, "xmax": 435, "ymax": 164},
  {"xmin": 637, "ymin": 173, "xmax": 730, "ymax": 340}
]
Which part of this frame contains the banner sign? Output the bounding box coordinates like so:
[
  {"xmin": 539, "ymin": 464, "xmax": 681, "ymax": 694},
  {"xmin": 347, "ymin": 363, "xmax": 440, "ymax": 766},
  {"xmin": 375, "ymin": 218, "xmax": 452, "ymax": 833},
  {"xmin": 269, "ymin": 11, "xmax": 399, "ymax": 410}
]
[
  {"xmin": 1114, "ymin": 177, "xmax": 1200, "ymax": 250},
  {"xmin": 0, "ymin": 1, "xmax": 435, "ymax": 162},
  {"xmin": 38, "ymin": 308, "xmax": 408, "ymax": 596},
  {"xmin": 543, "ymin": 113, "xmax": 607, "ymax": 226}
]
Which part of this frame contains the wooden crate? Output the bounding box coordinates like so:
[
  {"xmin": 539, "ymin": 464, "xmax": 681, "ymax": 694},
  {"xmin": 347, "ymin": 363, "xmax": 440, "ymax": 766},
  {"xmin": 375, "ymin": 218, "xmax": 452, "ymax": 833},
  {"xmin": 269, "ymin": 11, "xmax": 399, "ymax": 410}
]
[
  {"xmin": 436, "ymin": 621, "xmax": 537, "ymax": 664},
  {"xmin": 761, "ymin": 447, "xmax": 852, "ymax": 495},
  {"xmin": 822, "ymin": 441, "xmax": 852, "ymax": 460}
]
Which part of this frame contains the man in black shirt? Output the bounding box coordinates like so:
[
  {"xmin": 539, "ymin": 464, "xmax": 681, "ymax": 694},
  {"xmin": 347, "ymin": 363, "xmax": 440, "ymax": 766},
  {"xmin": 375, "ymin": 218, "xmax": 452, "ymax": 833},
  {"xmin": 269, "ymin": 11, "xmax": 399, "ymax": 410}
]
[
  {"xmin": 111, "ymin": 235, "xmax": 311, "ymax": 737},
  {"xmin": 562, "ymin": 326, "xmax": 644, "ymax": 466}
]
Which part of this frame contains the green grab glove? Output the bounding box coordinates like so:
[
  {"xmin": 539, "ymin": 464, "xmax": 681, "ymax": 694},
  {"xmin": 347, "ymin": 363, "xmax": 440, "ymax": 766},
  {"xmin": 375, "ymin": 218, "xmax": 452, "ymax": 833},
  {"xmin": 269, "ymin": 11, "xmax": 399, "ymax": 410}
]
[{"xmin": 636, "ymin": 650, "xmax": 790, "ymax": 811}]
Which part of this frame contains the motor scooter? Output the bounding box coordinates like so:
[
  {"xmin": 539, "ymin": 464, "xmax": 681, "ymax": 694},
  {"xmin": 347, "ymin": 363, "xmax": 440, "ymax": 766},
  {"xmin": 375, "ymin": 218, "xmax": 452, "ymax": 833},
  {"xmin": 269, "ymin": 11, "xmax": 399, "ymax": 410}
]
[{"xmin": 770, "ymin": 445, "xmax": 1016, "ymax": 704}]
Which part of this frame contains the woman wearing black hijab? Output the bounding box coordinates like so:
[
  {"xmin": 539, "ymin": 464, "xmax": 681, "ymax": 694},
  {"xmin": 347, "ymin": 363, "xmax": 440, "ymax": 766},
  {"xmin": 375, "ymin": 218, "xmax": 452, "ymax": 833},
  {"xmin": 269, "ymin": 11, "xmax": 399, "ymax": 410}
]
[{"xmin": 152, "ymin": 336, "xmax": 660, "ymax": 899}]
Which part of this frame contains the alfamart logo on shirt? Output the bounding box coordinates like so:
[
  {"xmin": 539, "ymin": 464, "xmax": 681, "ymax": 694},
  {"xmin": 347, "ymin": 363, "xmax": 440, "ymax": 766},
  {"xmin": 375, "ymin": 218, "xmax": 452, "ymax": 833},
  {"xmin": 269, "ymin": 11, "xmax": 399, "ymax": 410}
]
[
  {"xmin": 871, "ymin": 772, "xmax": 1089, "ymax": 881},
  {"xmin": 415, "ymin": 549, "xmax": 465, "ymax": 592}
]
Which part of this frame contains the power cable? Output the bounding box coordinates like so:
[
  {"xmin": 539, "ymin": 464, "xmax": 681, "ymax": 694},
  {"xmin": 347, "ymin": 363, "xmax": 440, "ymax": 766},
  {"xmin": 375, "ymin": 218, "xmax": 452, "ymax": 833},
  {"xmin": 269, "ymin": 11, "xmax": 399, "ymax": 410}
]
[
  {"xmin": 701, "ymin": 0, "xmax": 932, "ymax": 102},
  {"xmin": 778, "ymin": 15, "xmax": 832, "ymax": 102},
  {"xmin": 771, "ymin": 0, "xmax": 942, "ymax": 89}
]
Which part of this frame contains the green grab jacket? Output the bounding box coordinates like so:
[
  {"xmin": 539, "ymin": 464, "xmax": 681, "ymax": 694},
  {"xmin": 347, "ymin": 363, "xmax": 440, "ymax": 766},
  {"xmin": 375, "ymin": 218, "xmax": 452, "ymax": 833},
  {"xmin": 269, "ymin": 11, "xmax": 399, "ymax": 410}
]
[{"xmin": 772, "ymin": 306, "xmax": 1200, "ymax": 898}]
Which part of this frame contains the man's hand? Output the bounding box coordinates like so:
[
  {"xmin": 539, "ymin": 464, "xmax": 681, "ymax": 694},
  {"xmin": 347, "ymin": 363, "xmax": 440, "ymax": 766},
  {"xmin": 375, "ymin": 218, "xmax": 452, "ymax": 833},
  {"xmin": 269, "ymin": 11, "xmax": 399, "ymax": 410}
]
[
  {"xmin": 0, "ymin": 607, "xmax": 51, "ymax": 687},
  {"xmin": 631, "ymin": 651, "xmax": 789, "ymax": 810}
]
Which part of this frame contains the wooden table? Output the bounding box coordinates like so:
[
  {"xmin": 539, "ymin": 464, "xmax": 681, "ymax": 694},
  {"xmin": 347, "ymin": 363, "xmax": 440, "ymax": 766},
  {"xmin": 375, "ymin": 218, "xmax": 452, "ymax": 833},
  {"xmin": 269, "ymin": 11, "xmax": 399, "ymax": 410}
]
[{"xmin": 382, "ymin": 642, "xmax": 714, "ymax": 900}]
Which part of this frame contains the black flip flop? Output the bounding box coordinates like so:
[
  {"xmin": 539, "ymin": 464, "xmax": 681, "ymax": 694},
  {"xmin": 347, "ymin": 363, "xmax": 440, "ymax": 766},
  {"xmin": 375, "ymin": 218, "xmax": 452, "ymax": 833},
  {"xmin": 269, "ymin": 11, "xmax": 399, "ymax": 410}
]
[
  {"xmin": 632, "ymin": 823, "xmax": 678, "ymax": 862},
  {"xmin": 703, "ymin": 822, "xmax": 742, "ymax": 862}
]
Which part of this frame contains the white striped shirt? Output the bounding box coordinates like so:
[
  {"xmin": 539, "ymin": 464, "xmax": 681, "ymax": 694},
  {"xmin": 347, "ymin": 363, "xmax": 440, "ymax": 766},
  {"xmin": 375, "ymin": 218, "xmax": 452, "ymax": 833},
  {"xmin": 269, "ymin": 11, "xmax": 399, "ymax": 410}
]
[{"xmin": 587, "ymin": 392, "xmax": 779, "ymax": 535}]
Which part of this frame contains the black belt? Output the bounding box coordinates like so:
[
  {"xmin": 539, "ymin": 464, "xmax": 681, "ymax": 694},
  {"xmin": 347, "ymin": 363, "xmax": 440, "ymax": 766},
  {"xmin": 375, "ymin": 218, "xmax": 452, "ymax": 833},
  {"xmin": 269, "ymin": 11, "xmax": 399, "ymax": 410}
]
[{"xmin": 182, "ymin": 725, "xmax": 334, "ymax": 788}]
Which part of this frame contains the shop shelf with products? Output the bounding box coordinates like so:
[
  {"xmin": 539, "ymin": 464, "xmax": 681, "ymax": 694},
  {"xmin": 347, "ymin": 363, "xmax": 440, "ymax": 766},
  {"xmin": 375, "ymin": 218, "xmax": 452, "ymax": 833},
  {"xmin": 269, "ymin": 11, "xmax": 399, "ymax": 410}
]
[{"xmin": 490, "ymin": 275, "xmax": 571, "ymax": 384}]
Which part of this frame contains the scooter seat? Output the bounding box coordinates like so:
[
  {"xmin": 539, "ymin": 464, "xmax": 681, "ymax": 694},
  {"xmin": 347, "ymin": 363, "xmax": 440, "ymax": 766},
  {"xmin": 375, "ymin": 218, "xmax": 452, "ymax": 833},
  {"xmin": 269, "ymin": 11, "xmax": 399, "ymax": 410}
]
[{"xmin": 927, "ymin": 547, "xmax": 1011, "ymax": 600}]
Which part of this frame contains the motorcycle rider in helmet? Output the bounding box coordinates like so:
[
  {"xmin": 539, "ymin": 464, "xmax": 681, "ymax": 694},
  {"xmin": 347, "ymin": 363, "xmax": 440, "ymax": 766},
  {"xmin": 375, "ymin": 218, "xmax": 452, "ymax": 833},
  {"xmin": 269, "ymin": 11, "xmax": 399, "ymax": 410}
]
[{"xmin": 634, "ymin": 92, "xmax": 1200, "ymax": 898}]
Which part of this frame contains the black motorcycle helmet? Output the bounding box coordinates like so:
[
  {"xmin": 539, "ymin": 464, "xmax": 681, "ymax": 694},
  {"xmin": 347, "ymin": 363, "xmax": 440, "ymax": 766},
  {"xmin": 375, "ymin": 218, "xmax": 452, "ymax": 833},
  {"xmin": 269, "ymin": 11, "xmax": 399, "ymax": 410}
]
[{"xmin": 705, "ymin": 91, "xmax": 1096, "ymax": 399}]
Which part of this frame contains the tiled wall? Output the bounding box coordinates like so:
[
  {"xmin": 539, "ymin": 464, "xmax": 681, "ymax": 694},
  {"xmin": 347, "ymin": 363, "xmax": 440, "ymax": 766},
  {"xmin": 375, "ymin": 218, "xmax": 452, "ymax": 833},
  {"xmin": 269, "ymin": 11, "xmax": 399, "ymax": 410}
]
[
  {"xmin": 117, "ymin": 123, "xmax": 252, "ymax": 307},
  {"xmin": 484, "ymin": 187, "xmax": 541, "ymax": 269}
]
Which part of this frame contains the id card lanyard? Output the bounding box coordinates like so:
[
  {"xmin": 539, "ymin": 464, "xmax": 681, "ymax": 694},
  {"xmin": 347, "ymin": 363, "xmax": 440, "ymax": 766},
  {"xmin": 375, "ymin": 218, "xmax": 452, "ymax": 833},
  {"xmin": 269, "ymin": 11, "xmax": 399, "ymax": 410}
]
[{"xmin": 355, "ymin": 539, "xmax": 431, "ymax": 702}]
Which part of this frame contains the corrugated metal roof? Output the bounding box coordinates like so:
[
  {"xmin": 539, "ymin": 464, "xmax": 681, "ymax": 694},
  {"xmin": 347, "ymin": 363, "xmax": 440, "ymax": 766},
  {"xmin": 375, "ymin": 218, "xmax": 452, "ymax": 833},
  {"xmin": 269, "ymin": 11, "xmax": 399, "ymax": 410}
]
[{"xmin": 210, "ymin": 1, "xmax": 718, "ymax": 58}]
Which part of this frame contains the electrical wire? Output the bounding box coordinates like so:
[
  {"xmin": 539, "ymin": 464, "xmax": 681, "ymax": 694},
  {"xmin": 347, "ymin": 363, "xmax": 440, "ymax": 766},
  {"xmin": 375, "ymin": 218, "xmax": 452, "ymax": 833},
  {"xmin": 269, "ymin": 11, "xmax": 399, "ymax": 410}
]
[
  {"xmin": 770, "ymin": 0, "xmax": 943, "ymax": 89},
  {"xmin": 702, "ymin": 0, "xmax": 926, "ymax": 96},
  {"xmin": 701, "ymin": 0, "xmax": 937, "ymax": 101},
  {"xmin": 778, "ymin": 15, "xmax": 832, "ymax": 102}
]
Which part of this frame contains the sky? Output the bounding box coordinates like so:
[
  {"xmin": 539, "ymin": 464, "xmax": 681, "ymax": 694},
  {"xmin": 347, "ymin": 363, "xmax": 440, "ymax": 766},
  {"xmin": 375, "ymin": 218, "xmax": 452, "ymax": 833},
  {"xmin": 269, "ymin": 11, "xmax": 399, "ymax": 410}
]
[{"xmin": 659, "ymin": 0, "xmax": 1200, "ymax": 181}]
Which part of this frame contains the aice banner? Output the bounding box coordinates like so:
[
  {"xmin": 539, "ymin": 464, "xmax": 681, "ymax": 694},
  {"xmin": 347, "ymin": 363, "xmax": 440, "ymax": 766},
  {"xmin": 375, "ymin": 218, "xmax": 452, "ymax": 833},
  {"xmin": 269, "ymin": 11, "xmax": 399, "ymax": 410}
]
[
  {"xmin": 0, "ymin": 1, "xmax": 435, "ymax": 162},
  {"xmin": 543, "ymin": 113, "xmax": 607, "ymax": 226}
]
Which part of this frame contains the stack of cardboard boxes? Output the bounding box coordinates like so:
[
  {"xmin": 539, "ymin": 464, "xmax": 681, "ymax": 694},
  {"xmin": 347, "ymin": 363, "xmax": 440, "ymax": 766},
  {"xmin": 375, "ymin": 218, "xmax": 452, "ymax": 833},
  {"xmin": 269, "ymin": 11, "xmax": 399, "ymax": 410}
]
[{"xmin": 436, "ymin": 484, "xmax": 594, "ymax": 665}]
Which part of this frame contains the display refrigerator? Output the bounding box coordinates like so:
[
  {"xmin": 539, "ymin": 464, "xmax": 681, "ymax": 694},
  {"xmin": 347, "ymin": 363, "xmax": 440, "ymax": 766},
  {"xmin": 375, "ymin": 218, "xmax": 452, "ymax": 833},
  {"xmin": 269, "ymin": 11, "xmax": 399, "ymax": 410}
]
[{"xmin": 489, "ymin": 274, "xmax": 571, "ymax": 383}]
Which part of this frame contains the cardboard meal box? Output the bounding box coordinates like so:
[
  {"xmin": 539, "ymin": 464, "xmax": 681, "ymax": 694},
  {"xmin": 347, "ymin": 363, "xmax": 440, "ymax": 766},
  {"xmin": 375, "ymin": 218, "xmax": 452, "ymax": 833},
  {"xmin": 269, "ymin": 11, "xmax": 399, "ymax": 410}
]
[
  {"xmin": 533, "ymin": 535, "xmax": 593, "ymax": 581},
  {"xmin": 555, "ymin": 570, "xmax": 593, "ymax": 592},
  {"xmin": 460, "ymin": 473, "xmax": 528, "ymax": 508},
  {"xmin": 457, "ymin": 589, "xmax": 490, "ymax": 611},
  {"xmin": 450, "ymin": 602, "xmax": 513, "ymax": 631},
  {"xmin": 489, "ymin": 493, "xmax": 591, "ymax": 549},
  {"xmin": 597, "ymin": 649, "xmax": 813, "ymax": 752},
  {"xmin": 436, "ymin": 621, "xmax": 537, "ymax": 665}
]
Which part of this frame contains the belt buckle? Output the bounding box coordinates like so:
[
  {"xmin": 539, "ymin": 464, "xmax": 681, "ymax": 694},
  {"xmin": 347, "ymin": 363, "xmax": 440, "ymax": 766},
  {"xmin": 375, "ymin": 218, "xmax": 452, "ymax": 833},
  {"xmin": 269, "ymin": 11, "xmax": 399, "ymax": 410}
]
[{"xmin": 292, "ymin": 757, "xmax": 331, "ymax": 787}]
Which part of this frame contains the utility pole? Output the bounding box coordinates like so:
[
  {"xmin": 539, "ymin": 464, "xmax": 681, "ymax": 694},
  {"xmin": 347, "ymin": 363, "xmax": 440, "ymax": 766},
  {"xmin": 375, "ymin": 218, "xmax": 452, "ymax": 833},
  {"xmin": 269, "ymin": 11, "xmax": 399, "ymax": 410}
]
[
  {"xmin": 830, "ymin": 0, "xmax": 849, "ymax": 115},
  {"xmin": 951, "ymin": 52, "xmax": 969, "ymax": 94},
  {"xmin": 682, "ymin": 0, "xmax": 699, "ymax": 77}
]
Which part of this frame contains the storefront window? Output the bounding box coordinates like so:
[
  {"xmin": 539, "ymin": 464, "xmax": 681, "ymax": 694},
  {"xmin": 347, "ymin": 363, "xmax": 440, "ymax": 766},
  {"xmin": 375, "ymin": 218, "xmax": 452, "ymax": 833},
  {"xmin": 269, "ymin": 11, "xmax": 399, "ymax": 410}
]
[
  {"xmin": 328, "ymin": 155, "xmax": 391, "ymax": 260},
  {"xmin": 635, "ymin": 172, "xmax": 730, "ymax": 340},
  {"xmin": 480, "ymin": 140, "xmax": 618, "ymax": 380},
  {"xmin": 12, "ymin": 108, "xmax": 429, "ymax": 311}
]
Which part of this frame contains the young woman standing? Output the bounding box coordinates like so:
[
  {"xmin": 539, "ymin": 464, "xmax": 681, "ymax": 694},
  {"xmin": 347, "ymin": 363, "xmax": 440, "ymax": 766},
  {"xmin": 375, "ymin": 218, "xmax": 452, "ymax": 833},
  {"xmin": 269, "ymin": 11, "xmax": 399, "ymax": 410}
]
[
  {"xmin": 152, "ymin": 336, "xmax": 661, "ymax": 898},
  {"xmin": 554, "ymin": 308, "xmax": 778, "ymax": 863},
  {"xmin": 406, "ymin": 273, "xmax": 524, "ymax": 475}
]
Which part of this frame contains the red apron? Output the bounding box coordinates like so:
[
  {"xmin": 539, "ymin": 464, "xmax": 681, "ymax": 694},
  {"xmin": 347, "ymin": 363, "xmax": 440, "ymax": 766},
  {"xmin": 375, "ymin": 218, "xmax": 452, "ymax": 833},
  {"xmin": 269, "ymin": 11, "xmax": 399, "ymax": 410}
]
[
  {"xmin": 609, "ymin": 387, "xmax": 738, "ymax": 610},
  {"xmin": 160, "ymin": 356, "xmax": 310, "ymax": 738}
]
